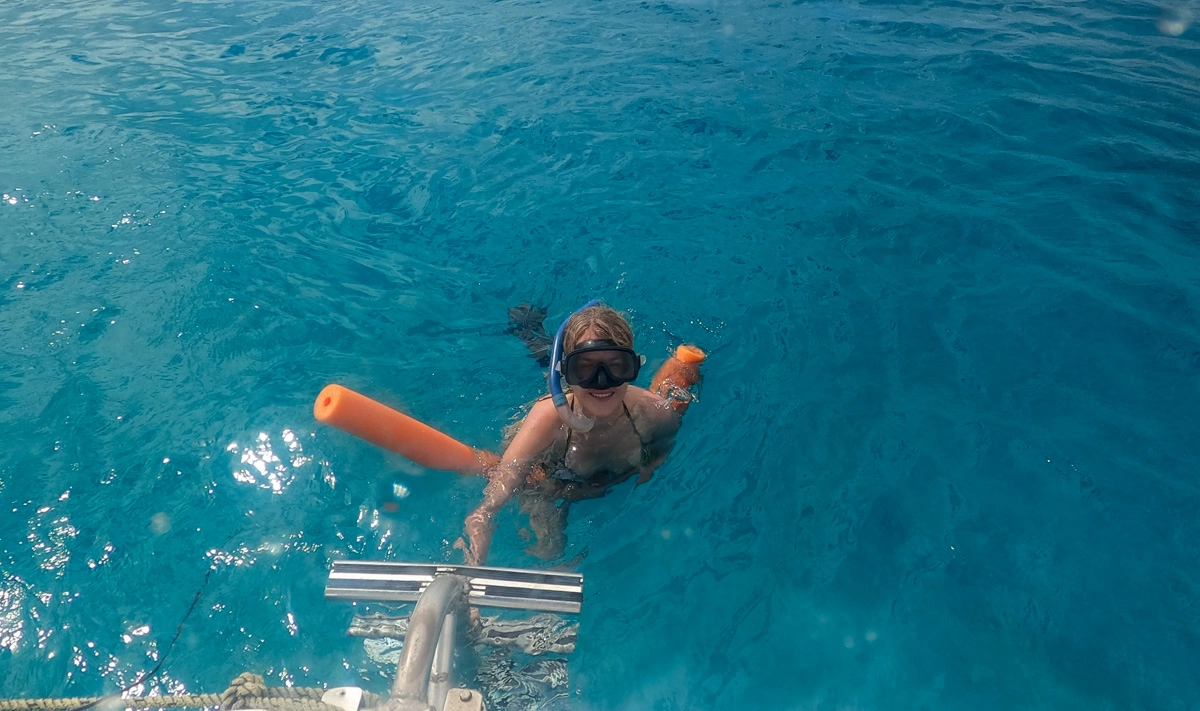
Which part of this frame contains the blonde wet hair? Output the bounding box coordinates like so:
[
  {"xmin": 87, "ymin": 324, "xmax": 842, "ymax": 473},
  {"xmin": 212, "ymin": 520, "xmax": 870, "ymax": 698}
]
[{"xmin": 563, "ymin": 304, "xmax": 634, "ymax": 351}]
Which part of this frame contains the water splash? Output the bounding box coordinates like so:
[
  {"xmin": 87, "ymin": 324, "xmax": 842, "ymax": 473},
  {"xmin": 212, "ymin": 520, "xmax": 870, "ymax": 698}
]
[
  {"xmin": 0, "ymin": 575, "xmax": 26, "ymax": 653},
  {"xmin": 226, "ymin": 429, "xmax": 312, "ymax": 494}
]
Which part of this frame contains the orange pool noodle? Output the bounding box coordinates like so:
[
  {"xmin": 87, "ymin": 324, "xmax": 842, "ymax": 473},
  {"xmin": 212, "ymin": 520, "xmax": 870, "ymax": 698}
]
[
  {"xmin": 650, "ymin": 345, "xmax": 706, "ymax": 414},
  {"xmin": 314, "ymin": 384, "xmax": 497, "ymax": 475}
]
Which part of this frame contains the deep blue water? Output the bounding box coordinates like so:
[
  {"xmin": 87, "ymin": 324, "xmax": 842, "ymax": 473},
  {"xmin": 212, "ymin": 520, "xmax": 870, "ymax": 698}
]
[{"xmin": 2, "ymin": 0, "xmax": 1199, "ymax": 707}]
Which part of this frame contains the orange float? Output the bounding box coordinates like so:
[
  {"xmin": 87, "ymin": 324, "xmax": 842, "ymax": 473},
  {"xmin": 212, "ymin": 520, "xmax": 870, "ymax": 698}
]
[
  {"xmin": 313, "ymin": 384, "xmax": 497, "ymax": 475},
  {"xmin": 650, "ymin": 345, "xmax": 706, "ymax": 414}
]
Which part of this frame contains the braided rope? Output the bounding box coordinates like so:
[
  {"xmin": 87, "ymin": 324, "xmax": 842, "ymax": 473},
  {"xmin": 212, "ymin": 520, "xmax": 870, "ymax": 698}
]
[
  {"xmin": 0, "ymin": 696, "xmax": 223, "ymax": 711},
  {"xmin": 0, "ymin": 673, "xmax": 383, "ymax": 711}
]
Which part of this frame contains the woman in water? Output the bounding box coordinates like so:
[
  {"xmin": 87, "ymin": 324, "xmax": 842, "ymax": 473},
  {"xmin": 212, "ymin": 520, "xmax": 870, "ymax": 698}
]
[{"xmin": 458, "ymin": 303, "xmax": 685, "ymax": 565}]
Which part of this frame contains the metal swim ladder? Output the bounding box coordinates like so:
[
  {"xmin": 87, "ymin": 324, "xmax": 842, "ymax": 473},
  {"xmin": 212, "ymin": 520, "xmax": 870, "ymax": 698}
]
[{"xmin": 325, "ymin": 561, "xmax": 585, "ymax": 711}]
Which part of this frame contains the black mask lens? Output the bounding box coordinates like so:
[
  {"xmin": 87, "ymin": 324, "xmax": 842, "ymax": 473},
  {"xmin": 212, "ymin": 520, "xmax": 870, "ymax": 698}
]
[{"xmin": 562, "ymin": 341, "xmax": 641, "ymax": 389}]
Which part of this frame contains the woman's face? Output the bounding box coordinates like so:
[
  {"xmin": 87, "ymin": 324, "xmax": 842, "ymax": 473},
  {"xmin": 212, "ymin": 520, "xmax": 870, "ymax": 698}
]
[{"xmin": 569, "ymin": 327, "xmax": 629, "ymax": 419}]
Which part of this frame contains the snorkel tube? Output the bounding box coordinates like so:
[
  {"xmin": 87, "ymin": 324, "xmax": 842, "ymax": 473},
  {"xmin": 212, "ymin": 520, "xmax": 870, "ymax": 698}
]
[{"xmin": 548, "ymin": 299, "xmax": 599, "ymax": 432}]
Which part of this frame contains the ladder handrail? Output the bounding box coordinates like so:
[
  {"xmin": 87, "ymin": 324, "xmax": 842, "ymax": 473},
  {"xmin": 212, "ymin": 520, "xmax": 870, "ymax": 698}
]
[{"xmin": 390, "ymin": 574, "xmax": 467, "ymax": 706}]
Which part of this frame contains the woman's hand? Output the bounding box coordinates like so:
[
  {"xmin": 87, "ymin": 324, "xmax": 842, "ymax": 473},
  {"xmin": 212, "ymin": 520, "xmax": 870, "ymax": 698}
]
[
  {"xmin": 562, "ymin": 481, "xmax": 610, "ymax": 501},
  {"xmin": 453, "ymin": 537, "xmax": 478, "ymax": 567},
  {"xmin": 637, "ymin": 456, "xmax": 666, "ymax": 485},
  {"xmin": 461, "ymin": 508, "xmax": 495, "ymax": 566}
]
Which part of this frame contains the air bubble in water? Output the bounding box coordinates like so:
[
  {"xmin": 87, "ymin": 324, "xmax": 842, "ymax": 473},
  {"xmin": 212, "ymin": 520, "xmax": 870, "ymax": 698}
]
[
  {"xmin": 151, "ymin": 513, "xmax": 171, "ymax": 534},
  {"xmin": 1157, "ymin": 5, "xmax": 1194, "ymax": 35}
]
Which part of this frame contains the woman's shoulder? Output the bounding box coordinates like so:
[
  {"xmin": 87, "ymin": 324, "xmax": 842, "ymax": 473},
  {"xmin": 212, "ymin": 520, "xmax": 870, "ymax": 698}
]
[
  {"xmin": 625, "ymin": 386, "xmax": 681, "ymax": 435},
  {"xmin": 626, "ymin": 384, "xmax": 669, "ymax": 408},
  {"xmin": 499, "ymin": 396, "xmax": 565, "ymax": 459},
  {"xmin": 526, "ymin": 395, "xmax": 562, "ymax": 423}
]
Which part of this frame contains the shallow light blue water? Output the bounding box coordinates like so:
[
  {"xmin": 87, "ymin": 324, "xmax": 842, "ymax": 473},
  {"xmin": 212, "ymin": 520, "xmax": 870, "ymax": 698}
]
[{"xmin": 2, "ymin": 0, "xmax": 1199, "ymax": 707}]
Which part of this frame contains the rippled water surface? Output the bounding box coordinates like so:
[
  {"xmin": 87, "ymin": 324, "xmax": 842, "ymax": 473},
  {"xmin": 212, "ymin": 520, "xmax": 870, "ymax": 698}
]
[{"xmin": 2, "ymin": 0, "xmax": 1198, "ymax": 707}]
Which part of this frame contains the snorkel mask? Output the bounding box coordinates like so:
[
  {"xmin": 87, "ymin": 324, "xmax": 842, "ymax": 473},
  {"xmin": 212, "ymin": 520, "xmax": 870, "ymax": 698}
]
[
  {"xmin": 561, "ymin": 340, "xmax": 642, "ymax": 389},
  {"xmin": 548, "ymin": 300, "xmax": 644, "ymax": 431}
]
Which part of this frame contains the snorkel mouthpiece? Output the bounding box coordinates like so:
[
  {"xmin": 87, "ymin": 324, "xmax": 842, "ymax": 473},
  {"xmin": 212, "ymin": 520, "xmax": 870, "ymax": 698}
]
[{"xmin": 549, "ymin": 299, "xmax": 599, "ymax": 432}]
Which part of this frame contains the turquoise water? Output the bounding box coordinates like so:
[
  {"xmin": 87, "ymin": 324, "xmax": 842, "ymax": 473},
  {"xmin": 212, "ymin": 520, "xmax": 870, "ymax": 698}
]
[{"xmin": 2, "ymin": 0, "xmax": 1199, "ymax": 706}]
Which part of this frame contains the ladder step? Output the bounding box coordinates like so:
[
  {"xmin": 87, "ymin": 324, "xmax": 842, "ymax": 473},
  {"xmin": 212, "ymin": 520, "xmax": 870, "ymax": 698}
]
[{"xmin": 325, "ymin": 561, "xmax": 584, "ymax": 614}]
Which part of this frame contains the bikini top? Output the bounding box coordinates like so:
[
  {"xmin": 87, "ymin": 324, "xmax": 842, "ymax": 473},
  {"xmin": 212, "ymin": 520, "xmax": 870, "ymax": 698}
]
[{"xmin": 550, "ymin": 402, "xmax": 652, "ymax": 484}]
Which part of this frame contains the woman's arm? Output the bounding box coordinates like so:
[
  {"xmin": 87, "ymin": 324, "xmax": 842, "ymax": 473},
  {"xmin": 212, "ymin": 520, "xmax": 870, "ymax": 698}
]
[
  {"xmin": 634, "ymin": 394, "xmax": 682, "ymax": 486},
  {"xmin": 461, "ymin": 399, "xmax": 562, "ymax": 565}
]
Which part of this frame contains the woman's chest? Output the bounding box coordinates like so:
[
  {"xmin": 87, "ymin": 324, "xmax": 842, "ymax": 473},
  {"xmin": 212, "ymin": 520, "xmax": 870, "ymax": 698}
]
[{"xmin": 559, "ymin": 428, "xmax": 643, "ymax": 476}]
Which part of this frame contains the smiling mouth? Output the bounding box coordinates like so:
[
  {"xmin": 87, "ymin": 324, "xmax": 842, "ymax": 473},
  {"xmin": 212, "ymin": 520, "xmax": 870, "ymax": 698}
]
[{"xmin": 588, "ymin": 390, "xmax": 616, "ymax": 400}]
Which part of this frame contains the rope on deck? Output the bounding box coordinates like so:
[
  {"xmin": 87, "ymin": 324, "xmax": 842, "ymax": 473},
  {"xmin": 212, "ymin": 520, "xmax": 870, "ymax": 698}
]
[{"xmin": 0, "ymin": 673, "xmax": 384, "ymax": 711}]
